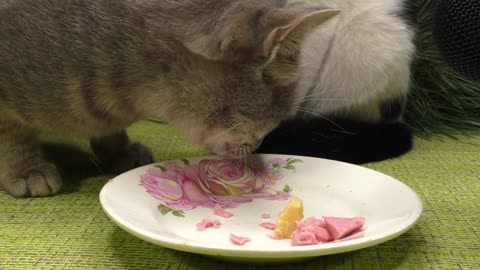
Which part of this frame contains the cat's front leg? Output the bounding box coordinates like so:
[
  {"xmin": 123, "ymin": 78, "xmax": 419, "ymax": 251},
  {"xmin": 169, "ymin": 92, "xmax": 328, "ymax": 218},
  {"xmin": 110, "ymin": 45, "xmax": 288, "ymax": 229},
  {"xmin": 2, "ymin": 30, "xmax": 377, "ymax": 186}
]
[
  {"xmin": 90, "ymin": 130, "xmax": 154, "ymax": 174},
  {"xmin": 0, "ymin": 124, "xmax": 62, "ymax": 197}
]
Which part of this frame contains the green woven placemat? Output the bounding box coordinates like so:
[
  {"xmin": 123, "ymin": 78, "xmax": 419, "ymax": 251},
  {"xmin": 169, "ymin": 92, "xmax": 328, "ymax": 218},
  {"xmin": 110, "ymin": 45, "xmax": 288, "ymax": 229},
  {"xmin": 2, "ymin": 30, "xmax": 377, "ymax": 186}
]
[{"xmin": 1, "ymin": 121, "xmax": 479, "ymax": 269}]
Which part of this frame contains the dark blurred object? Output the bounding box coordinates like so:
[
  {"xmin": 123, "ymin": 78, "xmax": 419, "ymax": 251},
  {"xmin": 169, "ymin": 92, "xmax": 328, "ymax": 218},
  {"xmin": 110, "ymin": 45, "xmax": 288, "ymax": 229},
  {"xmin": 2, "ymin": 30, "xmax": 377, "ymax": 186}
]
[
  {"xmin": 432, "ymin": 0, "xmax": 480, "ymax": 81},
  {"xmin": 257, "ymin": 118, "xmax": 413, "ymax": 165}
]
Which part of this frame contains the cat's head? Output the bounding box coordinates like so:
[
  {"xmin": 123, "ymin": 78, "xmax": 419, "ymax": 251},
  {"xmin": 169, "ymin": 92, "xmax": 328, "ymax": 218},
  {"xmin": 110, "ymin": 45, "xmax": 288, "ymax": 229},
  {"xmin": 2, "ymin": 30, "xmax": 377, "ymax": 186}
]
[
  {"xmin": 167, "ymin": 3, "xmax": 339, "ymax": 159},
  {"xmin": 185, "ymin": 1, "xmax": 339, "ymax": 63}
]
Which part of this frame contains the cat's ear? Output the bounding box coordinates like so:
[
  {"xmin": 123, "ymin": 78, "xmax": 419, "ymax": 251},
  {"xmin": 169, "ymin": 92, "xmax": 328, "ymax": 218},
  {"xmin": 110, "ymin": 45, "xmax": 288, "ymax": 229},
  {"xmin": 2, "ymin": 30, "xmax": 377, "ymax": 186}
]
[{"xmin": 254, "ymin": 7, "xmax": 340, "ymax": 63}]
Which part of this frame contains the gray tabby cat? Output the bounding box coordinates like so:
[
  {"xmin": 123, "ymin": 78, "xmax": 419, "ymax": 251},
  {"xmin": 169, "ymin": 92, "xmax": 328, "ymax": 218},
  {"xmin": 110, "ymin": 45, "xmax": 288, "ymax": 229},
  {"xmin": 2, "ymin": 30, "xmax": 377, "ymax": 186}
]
[{"xmin": 0, "ymin": 0, "xmax": 339, "ymax": 197}]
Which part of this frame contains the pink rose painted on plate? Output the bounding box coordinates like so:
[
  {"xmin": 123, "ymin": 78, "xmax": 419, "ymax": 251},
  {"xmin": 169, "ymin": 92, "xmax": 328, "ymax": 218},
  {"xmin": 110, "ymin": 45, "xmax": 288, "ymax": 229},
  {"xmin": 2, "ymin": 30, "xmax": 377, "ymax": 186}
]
[{"xmin": 139, "ymin": 157, "xmax": 302, "ymax": 217}]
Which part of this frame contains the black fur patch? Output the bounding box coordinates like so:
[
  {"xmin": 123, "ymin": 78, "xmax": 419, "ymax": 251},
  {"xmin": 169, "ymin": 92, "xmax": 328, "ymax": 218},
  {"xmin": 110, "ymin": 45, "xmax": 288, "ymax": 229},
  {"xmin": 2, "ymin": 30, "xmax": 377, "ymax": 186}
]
[
  {"xmin": 381, "ymin": 96, "xmax": 406, "ymax": 121},
  {"xmin": 397, "ymin": 0, "xmax": 419, "ymax": 29},
  {"xmin": 257, "ymin": 118, "xmax": 413, "ymax": 164}
]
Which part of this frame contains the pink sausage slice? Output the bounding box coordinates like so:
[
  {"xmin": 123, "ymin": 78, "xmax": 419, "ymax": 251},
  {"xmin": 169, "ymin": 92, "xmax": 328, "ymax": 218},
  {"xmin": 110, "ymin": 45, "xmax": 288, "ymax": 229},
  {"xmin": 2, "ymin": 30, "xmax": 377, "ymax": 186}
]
[
  {"xmin": 196, "ymin": 218, "xmax": 221, "ymax": 231},
  {"xmin": 323, "ymin": 217, "xmax": 365, "ymax": 240},
  {"xmin": 230, "ymin": 234, "xmax": 252, "ymax": 246}
]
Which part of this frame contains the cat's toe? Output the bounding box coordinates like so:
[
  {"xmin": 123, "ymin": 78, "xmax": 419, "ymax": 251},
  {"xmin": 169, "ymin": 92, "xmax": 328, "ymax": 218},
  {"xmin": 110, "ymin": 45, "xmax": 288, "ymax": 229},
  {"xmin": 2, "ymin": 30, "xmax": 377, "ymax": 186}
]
[
  {"xmin": 109, "ymin": 142, "xmax": 154, "ymax": 174},
  {"xmin": 8, "ymin": 163, "xmax": 62, "ymax": 198}
]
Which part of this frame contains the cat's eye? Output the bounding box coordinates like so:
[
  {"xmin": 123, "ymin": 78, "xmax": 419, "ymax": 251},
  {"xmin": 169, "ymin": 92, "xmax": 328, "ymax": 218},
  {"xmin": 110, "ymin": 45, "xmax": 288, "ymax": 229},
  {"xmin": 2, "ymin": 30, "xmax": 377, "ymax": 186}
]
[
  {"xmin": 220, "ymin": 106, "xmax": 231, "ymax": 116},
  {"xmin": 254, "ymin": 55, "xmax": 269, "ymax": 65},
  {"xmin": 286, "ymin": 55, "xmax": 297, "ymax": 63},
  {"xmin": 275, "ymin": 53, "xmax": 297, "ymax": 64}
]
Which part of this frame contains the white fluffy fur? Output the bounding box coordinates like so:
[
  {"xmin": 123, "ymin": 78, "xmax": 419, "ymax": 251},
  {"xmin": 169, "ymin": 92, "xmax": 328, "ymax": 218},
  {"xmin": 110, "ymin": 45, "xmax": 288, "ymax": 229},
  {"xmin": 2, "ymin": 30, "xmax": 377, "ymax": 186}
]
[{"xmin": 291, "ymin": 0, "xmax": 415, "ymax": 122}]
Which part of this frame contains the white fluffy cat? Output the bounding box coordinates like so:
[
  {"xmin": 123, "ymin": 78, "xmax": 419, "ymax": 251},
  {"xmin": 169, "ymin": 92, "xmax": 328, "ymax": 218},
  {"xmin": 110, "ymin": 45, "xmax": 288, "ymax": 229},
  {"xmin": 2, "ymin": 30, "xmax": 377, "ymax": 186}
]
[
  {"xmin": 258, "ymin": 0, "xmax": 416, "ymax": 163},
  {"xmin": 294, "ymin": 0, "xmax": 415, "ymax": 121}
]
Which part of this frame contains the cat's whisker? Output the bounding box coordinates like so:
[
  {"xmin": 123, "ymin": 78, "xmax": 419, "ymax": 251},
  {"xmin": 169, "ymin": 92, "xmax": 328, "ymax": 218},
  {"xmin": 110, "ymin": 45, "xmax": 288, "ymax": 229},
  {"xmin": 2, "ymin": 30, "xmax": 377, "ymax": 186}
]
[
  {"xmin": 292, "ymin": 98, "xmax": 346, "ymax": 105},
  {"xmin": 210, "ymin": 125, "xmax": 239, "ymax": 140},
  {"xmin": 242, "ymin": 155, "xmax": 247, "ymax": 168},
  {"xmin": 238, "ymin": 120, "xmax": 250, "ymax": 141},
  {"xmin": 293, "ymin": 92, "xmax": 332, "ymax": 102},
  {"xmin": 314, "ymin": 129, "xmax": 358, "ymax": 135},
  {"xmin": 292, "ymin": 89, "xmax": 343, "ymax": 103},
  {"xmin": 293, "ymin": 107, "xmax": 346, "ymax": 132},
  {"xmin": 207, "ymin": 121, "xmax": 252, "ymax": 158},
  {"xmin": 87, "ymin": 156, "xmax": 105, "ymax": 174},
  {"xmin": 239, "ymin": 147, "xmax": 249, "ymax": 161},
  {"xmin": 224, "ymin": 119, "xmax": 248, "ymax": 141},
  {"xmin": 226, "ymin": 124, "xmax": 243, "ymax": 139}
]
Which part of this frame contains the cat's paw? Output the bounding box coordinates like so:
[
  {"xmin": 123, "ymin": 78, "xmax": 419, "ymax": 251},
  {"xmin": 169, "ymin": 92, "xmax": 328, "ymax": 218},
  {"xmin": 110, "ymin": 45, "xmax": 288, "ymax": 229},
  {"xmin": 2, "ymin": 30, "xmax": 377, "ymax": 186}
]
[
  {"xmin": 5, "ymin": 162, "xmax": 62, "ymax": 198},
  {"xmin": 106, "ymin": 142, "xmax": 154, "ymax": 174}
]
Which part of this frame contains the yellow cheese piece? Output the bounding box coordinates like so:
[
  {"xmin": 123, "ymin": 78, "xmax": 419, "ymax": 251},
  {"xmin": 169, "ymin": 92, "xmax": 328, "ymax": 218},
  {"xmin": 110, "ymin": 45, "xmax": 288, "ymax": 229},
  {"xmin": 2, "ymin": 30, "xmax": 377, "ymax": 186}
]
[{"xmin": 275, "ymin": 196, "xmax": 304, "ymax": 238}]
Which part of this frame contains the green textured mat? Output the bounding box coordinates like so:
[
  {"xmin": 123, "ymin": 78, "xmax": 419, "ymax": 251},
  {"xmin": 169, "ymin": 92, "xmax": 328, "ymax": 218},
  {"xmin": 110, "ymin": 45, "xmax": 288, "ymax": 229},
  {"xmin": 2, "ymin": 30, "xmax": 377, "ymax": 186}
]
[{"xmin": 1, "ymin": 121, "xmax": 479, "ymax": 269}]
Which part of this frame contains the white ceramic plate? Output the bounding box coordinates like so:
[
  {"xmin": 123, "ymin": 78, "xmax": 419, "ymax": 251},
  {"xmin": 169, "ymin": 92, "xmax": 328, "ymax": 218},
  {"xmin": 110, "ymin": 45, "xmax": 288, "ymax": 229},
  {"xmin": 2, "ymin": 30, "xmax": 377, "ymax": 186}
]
[{"xmin": 100, "ymin": 154, "xmax": 423, "ymax": 264}]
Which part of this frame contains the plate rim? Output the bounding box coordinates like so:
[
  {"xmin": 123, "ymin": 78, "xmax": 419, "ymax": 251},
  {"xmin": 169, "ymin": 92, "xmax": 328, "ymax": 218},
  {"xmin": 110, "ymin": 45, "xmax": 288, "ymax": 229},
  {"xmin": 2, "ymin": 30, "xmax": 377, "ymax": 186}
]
[{"xmin": 99, "ymin": 154, "xmax": 423, "ymax": 258}]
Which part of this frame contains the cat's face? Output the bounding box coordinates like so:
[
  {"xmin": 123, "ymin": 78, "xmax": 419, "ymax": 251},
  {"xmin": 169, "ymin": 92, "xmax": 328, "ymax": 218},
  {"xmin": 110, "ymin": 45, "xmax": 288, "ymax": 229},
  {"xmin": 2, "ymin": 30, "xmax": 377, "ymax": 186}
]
[
  {"xmin": 205, "ymin": 64, "xmax": 293, "ymax": 158},
  {"xmin": 167, "ymin": 60, "xmax": 293, "ymax": 159},
  {"xmin": 168, "ymin": 4, "xmax": 340, "ymax": 159}
]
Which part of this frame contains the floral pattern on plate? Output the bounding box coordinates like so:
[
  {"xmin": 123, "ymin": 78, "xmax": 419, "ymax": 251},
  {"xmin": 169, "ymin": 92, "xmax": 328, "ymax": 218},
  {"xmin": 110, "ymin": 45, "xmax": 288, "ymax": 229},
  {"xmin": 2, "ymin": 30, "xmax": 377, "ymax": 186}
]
[{"xmin": 139, "ymin": 157, "xmax": 302, "ymax": 217}]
